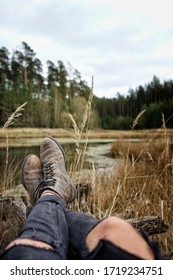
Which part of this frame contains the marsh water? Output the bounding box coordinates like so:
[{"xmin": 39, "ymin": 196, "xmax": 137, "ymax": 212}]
[{"xmin": 0, "ymin": 138, "xmax": 117, "ymax": 185}]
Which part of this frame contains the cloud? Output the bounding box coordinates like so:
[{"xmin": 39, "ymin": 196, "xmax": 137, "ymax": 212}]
[{"xmin": 0, "ymin": 0, "xmax": 173, "ymax": 97}]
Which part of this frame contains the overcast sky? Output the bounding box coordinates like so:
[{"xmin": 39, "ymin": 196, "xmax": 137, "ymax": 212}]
[{"xmin": 1, "ymin": 0, "xmax": 173, "ymax": 97}]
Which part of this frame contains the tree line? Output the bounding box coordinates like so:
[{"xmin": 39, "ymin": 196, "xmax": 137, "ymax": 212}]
[
  {"xmin": 0, "ymin": 42, "xmax": 96, "ymax": 128},
  {"xmin": 95, "ymin": 76, "xmax": 173, "ymax": 129},
  {"xmin": 0, "ymin": 42, "xmax": 173, "ymax": 129}
]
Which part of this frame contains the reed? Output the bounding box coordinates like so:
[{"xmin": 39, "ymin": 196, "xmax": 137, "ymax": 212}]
[
  {"xmin": 69, "ymin": 77, "xmax": 94, "ymax": 172},
  {"xmin": 0, "ymin": 102, "xmax": 27, "ymax": 193}
]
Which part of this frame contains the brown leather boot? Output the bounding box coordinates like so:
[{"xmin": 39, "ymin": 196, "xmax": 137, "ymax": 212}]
[
  {"xmin": 39, "ymin": 137, "xmax": 77, "ymax": 203},
  {"xmin": 21, "ymin": 154, "xmax": 44, "ymax": 205}
]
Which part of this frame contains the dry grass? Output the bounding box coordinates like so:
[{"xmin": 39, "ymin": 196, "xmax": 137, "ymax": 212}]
[
  {"xmin": 73, "ymin": 127, "xmax": 173, "ymax": 258},
  {"xmin": 0, "ymin": 159, "xmax": 20, "ymax": 193},
  {"xmin": 111, "ymin": 139, "xmax": 169, "ymax": 161},
  {"xmin": 69, "ymin": 77, "xmax": 94, "ymax": 174}
]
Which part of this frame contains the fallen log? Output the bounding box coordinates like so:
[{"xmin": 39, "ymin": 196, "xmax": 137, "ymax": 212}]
[
  {"xmin": 127, "ymin": 216, "xmax": 169, "ymax": 235},
  {"xmin": 0, "ymin": 195, "xmax": 28, "ymax": 254}
]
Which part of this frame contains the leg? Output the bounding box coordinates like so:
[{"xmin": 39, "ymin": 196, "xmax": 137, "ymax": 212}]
[
  {"xmin": 65, "ymin": 211, "xmax": 158, "ymax": 260},
  {"xmin": 86, "ymin": 216, "xmax": 155, "ymax": 259},
  {"xmin": 1, "ymin": 136, "xmax": 77, "ymax": 260},
  {"xmin": 65, "ymin": 209, "xmax": 165, "ymax": 260},
  {"xmin": 65, "ymin": 210, "xmax": 98, "ymax": 259},
  {"xmin": 1, "ymin": 195, "xmax": 69, "ymax": 260}
]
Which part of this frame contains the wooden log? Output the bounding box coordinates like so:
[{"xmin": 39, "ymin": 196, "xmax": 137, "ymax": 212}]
[
  {"xmin": 127, "ymin": 216, "xmax": 169, "ymax": 235},
  {"xmin": 0, "ymin": 195, "xmax": 27, "ymax": 254}
]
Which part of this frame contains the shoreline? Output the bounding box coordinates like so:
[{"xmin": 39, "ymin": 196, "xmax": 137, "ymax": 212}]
[{"xmin": 0, "ymin": 127, "xmax": 171, "ymax": 140}]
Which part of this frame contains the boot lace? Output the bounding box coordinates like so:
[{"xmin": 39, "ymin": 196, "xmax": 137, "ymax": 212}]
[{"xmin": 43, "ymin": 162, "xmax": 56, "ymax": 186}]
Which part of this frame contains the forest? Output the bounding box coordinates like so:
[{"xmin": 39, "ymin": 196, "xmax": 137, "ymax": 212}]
[{"xmin": 1, "ymin": 41, "xmax": 173, "ymax": 129}]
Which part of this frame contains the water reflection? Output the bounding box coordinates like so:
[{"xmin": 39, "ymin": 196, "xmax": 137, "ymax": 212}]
[
  {"xmin": 0, "ymin": 143, "xmax": 76, "ymax": 184},
  {"xmin": 0, "ymin": 139, "xmax": 116, "ymax": 185}
]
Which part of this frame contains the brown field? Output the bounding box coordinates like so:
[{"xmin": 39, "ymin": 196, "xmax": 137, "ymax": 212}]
[{"xmin": 0, "ymin": 127, "xmax": 173, "ymax": 139}]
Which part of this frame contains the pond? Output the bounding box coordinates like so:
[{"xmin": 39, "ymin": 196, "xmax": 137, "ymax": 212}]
[{"xmin": 0, "ymin": 138, "xmax": 117, "ymax": 186}]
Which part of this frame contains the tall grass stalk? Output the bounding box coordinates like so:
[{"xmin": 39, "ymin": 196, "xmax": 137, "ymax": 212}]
[
  {"xmin": 1, "ymin": 102, "xmax": 27, "ymax": 193},
  {"xmin": 124, "ymin": 110, "xmax": 146, "ymax": 180},
  {"xmin": 69, "ymin": 77, "xmax": 94, "ymax": 173}
]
